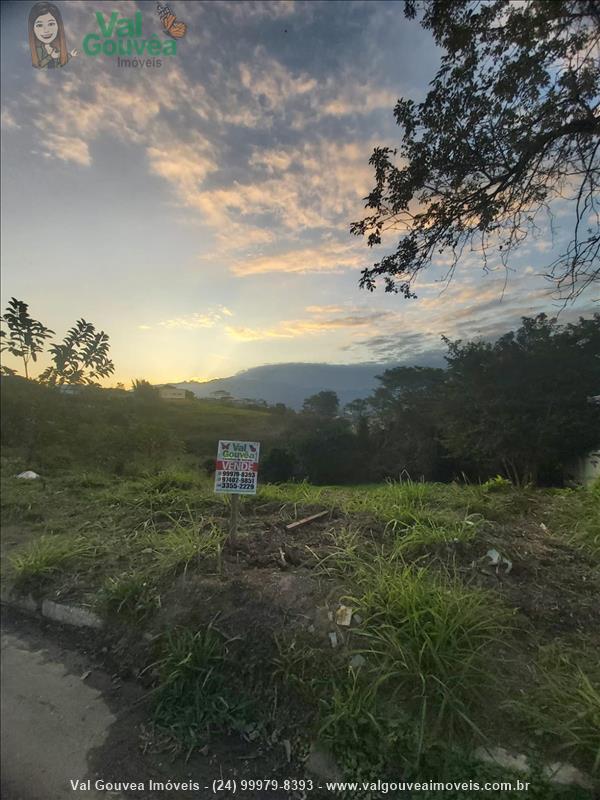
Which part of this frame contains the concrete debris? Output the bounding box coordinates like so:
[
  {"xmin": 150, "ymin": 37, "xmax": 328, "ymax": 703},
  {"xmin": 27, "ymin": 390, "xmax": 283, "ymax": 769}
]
[
  {"xmin": 335, "ymin": 605, "xmax": 353, "ymax": 627},
  {"xmin": 16, "ymin": 470, "xmax": 40, "ymax": 480},
  {"xmin": 349, "ymin": 654, "xmax": 366, "ymax": 670},
  {"xmin": 485, "ymin": 548, "xmax": 512, "ymax": 575},
  {"xmin": 474, "ymin": 747, "xmax": 593, "ymax": 790}
]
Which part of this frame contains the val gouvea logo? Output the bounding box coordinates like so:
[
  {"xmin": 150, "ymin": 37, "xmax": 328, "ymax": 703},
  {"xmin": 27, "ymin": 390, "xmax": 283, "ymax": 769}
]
[{"xmin": 82, "ymin": 4, "xmax": 186, "ymax": 68}]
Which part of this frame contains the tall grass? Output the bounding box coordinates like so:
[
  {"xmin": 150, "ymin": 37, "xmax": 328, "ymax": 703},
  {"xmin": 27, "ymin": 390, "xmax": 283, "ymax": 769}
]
[
  {"xmin": 509, "ymin": 644, "xmax": 600, "ymax": 775},
  {"xmin": 10, "ymin": 534, "xmax": 100, "ymax": 588},
  {"xmin": 348, "ymin": 559, "xmax": 512, "ymax": 742},
  {"xmin": 150, "ymin": 627, "xmax": 254, "ymax": 749}
]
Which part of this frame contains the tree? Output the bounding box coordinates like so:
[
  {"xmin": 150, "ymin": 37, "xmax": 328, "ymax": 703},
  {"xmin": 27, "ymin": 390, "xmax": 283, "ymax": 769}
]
[
  {"xmin": 352, "ymin": 1, "xmax": 600, "ymax": 300},
  {"xmin": 39, "ymin": 319, "xmax": 115, "ymax": 385},
  {"xmin": 132, "ymin": 379, "xmax": 158, "ymax": 399},
  {"xmin": 439, "ymin": 313, "xmax": 600, "ymax": 484},
  {"xmin": 302, "ymin": 390, "xmax": 340, "ymax": 418},
  {"xmin": 368, "ymin": 366, "xmax": 449, "ymax": 480},
  {"xmin": 0, "ymin": 298, "xmax": 54, "ymax": 379},
  {"xmin": 344, "ymin": 398, "xmax": 371, "ymax": 425}
]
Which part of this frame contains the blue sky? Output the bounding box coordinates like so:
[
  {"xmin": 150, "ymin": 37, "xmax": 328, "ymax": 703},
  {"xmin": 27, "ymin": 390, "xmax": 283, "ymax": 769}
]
[{"xmin": 1, "ymin": 0, "xmax": 596, "ymax": 385}]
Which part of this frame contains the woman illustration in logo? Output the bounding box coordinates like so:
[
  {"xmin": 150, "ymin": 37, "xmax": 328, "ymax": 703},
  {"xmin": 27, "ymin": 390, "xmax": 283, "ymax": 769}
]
[{"xmin": 28, "ymin": 2, "xmax": 77, "ymax": 69}]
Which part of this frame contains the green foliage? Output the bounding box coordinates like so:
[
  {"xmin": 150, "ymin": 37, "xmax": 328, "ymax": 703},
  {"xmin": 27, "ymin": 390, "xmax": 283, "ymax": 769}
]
[
  {"xmin": 39, "ymin": 318, "xmax": 115, "ymax": 386},
  {"xmin": 302, "ymin": 390, "xmax": 340, "ymax": 418},
  {"xmin": 0, "ymin": 298, "xmax": 54, "ymax": 380},
  {"xmin": 348, "ymin": 561, "xmax": 512, "ymax": 745},
  {"xmin": 352, "ymin": 1, "xmax": 600, "ymax": 298},
  {"xmin": 97, "ymin": 571, "xmax": 162, "ymax": 622},
  {"xmin": 151, "ymin": 627, "xmax": 254, "ymax": 747},
  {"xmin": 439, "ymin": 315, "xmax": 600, "ymax": 486},
  {"xmin": 543, "ymin": 482, "xmax": 600, "ymax": 558},
  {"xmin": 10, "ymin": 534, "xmax": 100, "ymax": 589},
  {"xmin": 509, "ymin": 644, "xmax": 600, "ymax": 775},
  {"xmin": 261, "ymin": 447, "xmax": 298, "ymax": 483},
  {"xmin": 481, "ymin": 475, "xmax": 513, "ymax": 493}
]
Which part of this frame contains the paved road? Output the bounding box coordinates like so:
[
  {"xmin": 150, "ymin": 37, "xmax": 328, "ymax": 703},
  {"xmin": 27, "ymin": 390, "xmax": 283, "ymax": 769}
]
[{"xmin": 1, "ymin": 612, "xmax": 122, "ymax": 800}]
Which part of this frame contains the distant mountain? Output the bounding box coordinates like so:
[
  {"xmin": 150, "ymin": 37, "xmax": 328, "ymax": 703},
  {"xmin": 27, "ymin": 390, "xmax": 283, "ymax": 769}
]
[{"xmin": 175, "ymin": 356, "xmax": 445, "ymax": 409}]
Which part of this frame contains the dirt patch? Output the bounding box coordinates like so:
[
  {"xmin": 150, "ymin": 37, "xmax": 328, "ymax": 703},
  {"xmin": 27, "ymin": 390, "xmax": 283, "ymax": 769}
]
[{"xmin": 451, "ymin": 520, "xmax": 600, "ymax": 640}]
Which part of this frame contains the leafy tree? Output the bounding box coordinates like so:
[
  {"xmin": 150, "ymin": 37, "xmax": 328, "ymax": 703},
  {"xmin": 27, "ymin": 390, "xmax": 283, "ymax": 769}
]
[
  {"xmin": 302, "ymin": 390, "xmax": 340, "ymax": 418},
  {"xmin": 344, "ymin": 398, "xmax": 371, "ymax": 425},
  {"xmin": 369, "ymin": 367, "xmax": 449, "ymax": 480},
  {"xmin": 261, "ymin": 447, "xmax": 298, "ymax": 483},
  {"xmin": 132, "ymin": 379, "xmax": 158, "ymax": 399},
  {"xmin": 0, "ymin": 298, "xmax": 54, "ymax": 379},
  {"xmin": 39, "ymin": 319, "xmax": 115, "ymax": 386},
  {"xmin": 352, "ymin": 1, "xmax": 600, "ymax": 300},
  {"xmin": 439, "ymin": 313, "xmax": 600, "ymax": 484}
]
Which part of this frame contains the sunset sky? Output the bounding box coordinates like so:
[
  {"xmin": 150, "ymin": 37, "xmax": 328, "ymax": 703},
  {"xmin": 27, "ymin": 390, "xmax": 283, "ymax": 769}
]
[{"xmin": 1, "ymin": 0, "xmax": 596, "ymax": 386}]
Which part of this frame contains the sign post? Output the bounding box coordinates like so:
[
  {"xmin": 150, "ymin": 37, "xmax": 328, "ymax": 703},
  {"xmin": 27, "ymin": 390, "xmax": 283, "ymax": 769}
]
[{"xmin": 214, "ymin": 440, "xmax": 260, "ymax": 544}]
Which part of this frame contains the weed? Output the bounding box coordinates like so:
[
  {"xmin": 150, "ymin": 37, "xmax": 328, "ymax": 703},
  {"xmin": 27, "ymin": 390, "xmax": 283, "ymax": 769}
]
[
  {"xmin": 346, "ymin": 559, "xmax": 512, "ymax": 753},
  {"xmin": 389, "ymin": 512, "xmax": 483, "ymax": 555},
  {"xmin": 151, "ymin": 627, "xmax": 254, "ymax": 748},
  {"xmin": 10, "ymin": 534, "xmax": 99, "ymax": 589},
  {"xmin": 509, "ymin": 643, "xmax": 600, "ymax": 775},
  {"xmin": 96, "ymin": 571, "xmax": 162, "ymax": 622}
]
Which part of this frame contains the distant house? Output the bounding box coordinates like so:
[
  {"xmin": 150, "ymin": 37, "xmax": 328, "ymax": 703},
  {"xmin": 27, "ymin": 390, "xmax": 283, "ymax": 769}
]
[{"xmin": 159, "ymin": 385, "xmax": 187, "ymax": 401}]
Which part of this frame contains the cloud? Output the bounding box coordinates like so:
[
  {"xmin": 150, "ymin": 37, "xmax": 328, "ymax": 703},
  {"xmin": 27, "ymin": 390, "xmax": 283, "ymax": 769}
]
[
  {"xmin": 1, "ymin": 108, "xmax": 20, "ymax": 130},
  {"xmin": 231, "ymin": 241, "xmax": 367, "ymax": 275},
  {"xmin": 225, "ymin": 307, "xmax": 395, "ymax": 341},
  {"xmin": 44, "ymin": 134, "xmax": 91, "ymax": 166},
  {"xmin": 140, "ymin": 307, "xmax": 234, "ymax": 331}
]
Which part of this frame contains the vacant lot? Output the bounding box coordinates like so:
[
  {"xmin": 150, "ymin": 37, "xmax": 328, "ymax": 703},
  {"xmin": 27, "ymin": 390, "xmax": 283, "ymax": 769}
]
[{"xmin": 1, "ymin": 457, "xmax": 598, "ymax": 799}]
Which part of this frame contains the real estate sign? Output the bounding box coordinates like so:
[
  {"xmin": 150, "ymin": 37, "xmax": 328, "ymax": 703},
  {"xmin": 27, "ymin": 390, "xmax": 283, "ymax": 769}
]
[{"xmin": 214, "ymin": 440, "xmax": 260, "ymax": 495}]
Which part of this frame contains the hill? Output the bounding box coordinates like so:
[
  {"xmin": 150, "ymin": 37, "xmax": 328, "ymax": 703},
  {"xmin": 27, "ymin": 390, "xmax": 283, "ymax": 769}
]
[{"xmin": 176, "ymin": 357, "xmax": 445, "ymax": 409}]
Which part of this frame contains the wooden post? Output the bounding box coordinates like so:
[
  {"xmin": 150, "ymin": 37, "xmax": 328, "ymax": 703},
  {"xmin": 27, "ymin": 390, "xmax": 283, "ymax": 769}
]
[{"xmin": 229, "ymin": 493, "xmax": 239, "ymax": 545}]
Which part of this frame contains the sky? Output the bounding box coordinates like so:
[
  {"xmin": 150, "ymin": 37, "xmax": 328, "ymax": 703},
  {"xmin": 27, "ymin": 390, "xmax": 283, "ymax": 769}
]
[{"xmin": 1, "ymin": 0, "xmax": 597, "ymax": 386}]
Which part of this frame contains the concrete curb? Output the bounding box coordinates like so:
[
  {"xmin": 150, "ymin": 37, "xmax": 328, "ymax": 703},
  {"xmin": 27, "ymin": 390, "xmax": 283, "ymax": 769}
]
[{"xmin": 1, "ymin": 591, "xmax": 104, "ymax": 630}]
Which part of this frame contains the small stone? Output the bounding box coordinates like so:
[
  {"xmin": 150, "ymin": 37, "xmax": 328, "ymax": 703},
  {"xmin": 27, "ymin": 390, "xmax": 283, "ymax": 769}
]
[
  {"xmin": 349, "ymin": 654, "xmax": 366, "ymax": 669},
  {"xmin": 328, "ymin": 631, "xmax": 338, "ymax": 648},
  {"xmin": 305, "ymin": 743, "xmax": 343, "ymax": 781},
  {"xmin": 544, "ymin": 761, "xmax": 593, "ymax": 790},
  {"xmin": 335, "ymin": 605, "xmax": 353, "ymax": 627}
]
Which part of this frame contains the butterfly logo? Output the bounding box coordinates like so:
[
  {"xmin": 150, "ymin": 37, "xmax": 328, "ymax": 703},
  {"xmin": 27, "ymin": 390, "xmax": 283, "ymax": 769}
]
[{"xmin": 156, "ymin": 2, "xmax": 187, "ymax": 39}]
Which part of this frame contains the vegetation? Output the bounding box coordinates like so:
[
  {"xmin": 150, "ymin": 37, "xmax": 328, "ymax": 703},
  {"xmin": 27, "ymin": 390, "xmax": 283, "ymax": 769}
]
[
  {"xmin": 0, "ymin": 297, "xmax": 114, "ymax": 384},
  {"xmin": 2, "ymin": 445, "xmax": 598, "ymax": 795},
  {"xmin": 353, "ymin": 0, "xmax": 600, "ymax": 299}
]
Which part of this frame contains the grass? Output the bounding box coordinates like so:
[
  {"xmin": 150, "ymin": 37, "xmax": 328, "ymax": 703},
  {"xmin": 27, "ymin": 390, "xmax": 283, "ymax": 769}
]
[
  {"xmin": 9, "ymin": 534, "xmax": 101, "ymax": 589},
  {"xmin": 150, "ymin": 626, "xmax": 256, "ymax": 752},
  {"xmin": 2, "ymin": 463, "xmax": 598, "ymax": 794},
  {"xmin": 509, "ymin": 643, "xmax": 600, "ymax": 775}
]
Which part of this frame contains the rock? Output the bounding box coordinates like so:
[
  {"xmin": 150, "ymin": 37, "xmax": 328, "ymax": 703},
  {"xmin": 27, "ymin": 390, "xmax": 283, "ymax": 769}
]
[
  {"xmin": 474, "ymin": 747, "xmax": 593, "ymax": 790},
  {"xmin": 335, "ymin": 605, "xmax": 353, "ymax": 627},
  {"xmin": 41, "ymin": 600, "xmax": 103, "ymax": 629},
  {"xmin": 305, "ymin": 743, "xmax": 343, "ymax": 781},
  {"xmin": 16, "ymin": 470, "xmax": 40, "ymax": 480},
  {"xmin": 543, "ymin": 762, "xmax": 594, "ymax": 790},
  {"xmin": 474, "ymin": 746, "xmax": 529, "ymax": 773},
  {"xmin": 349, "ymin": 654, "xmax": 366, "ymax": 670}
]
